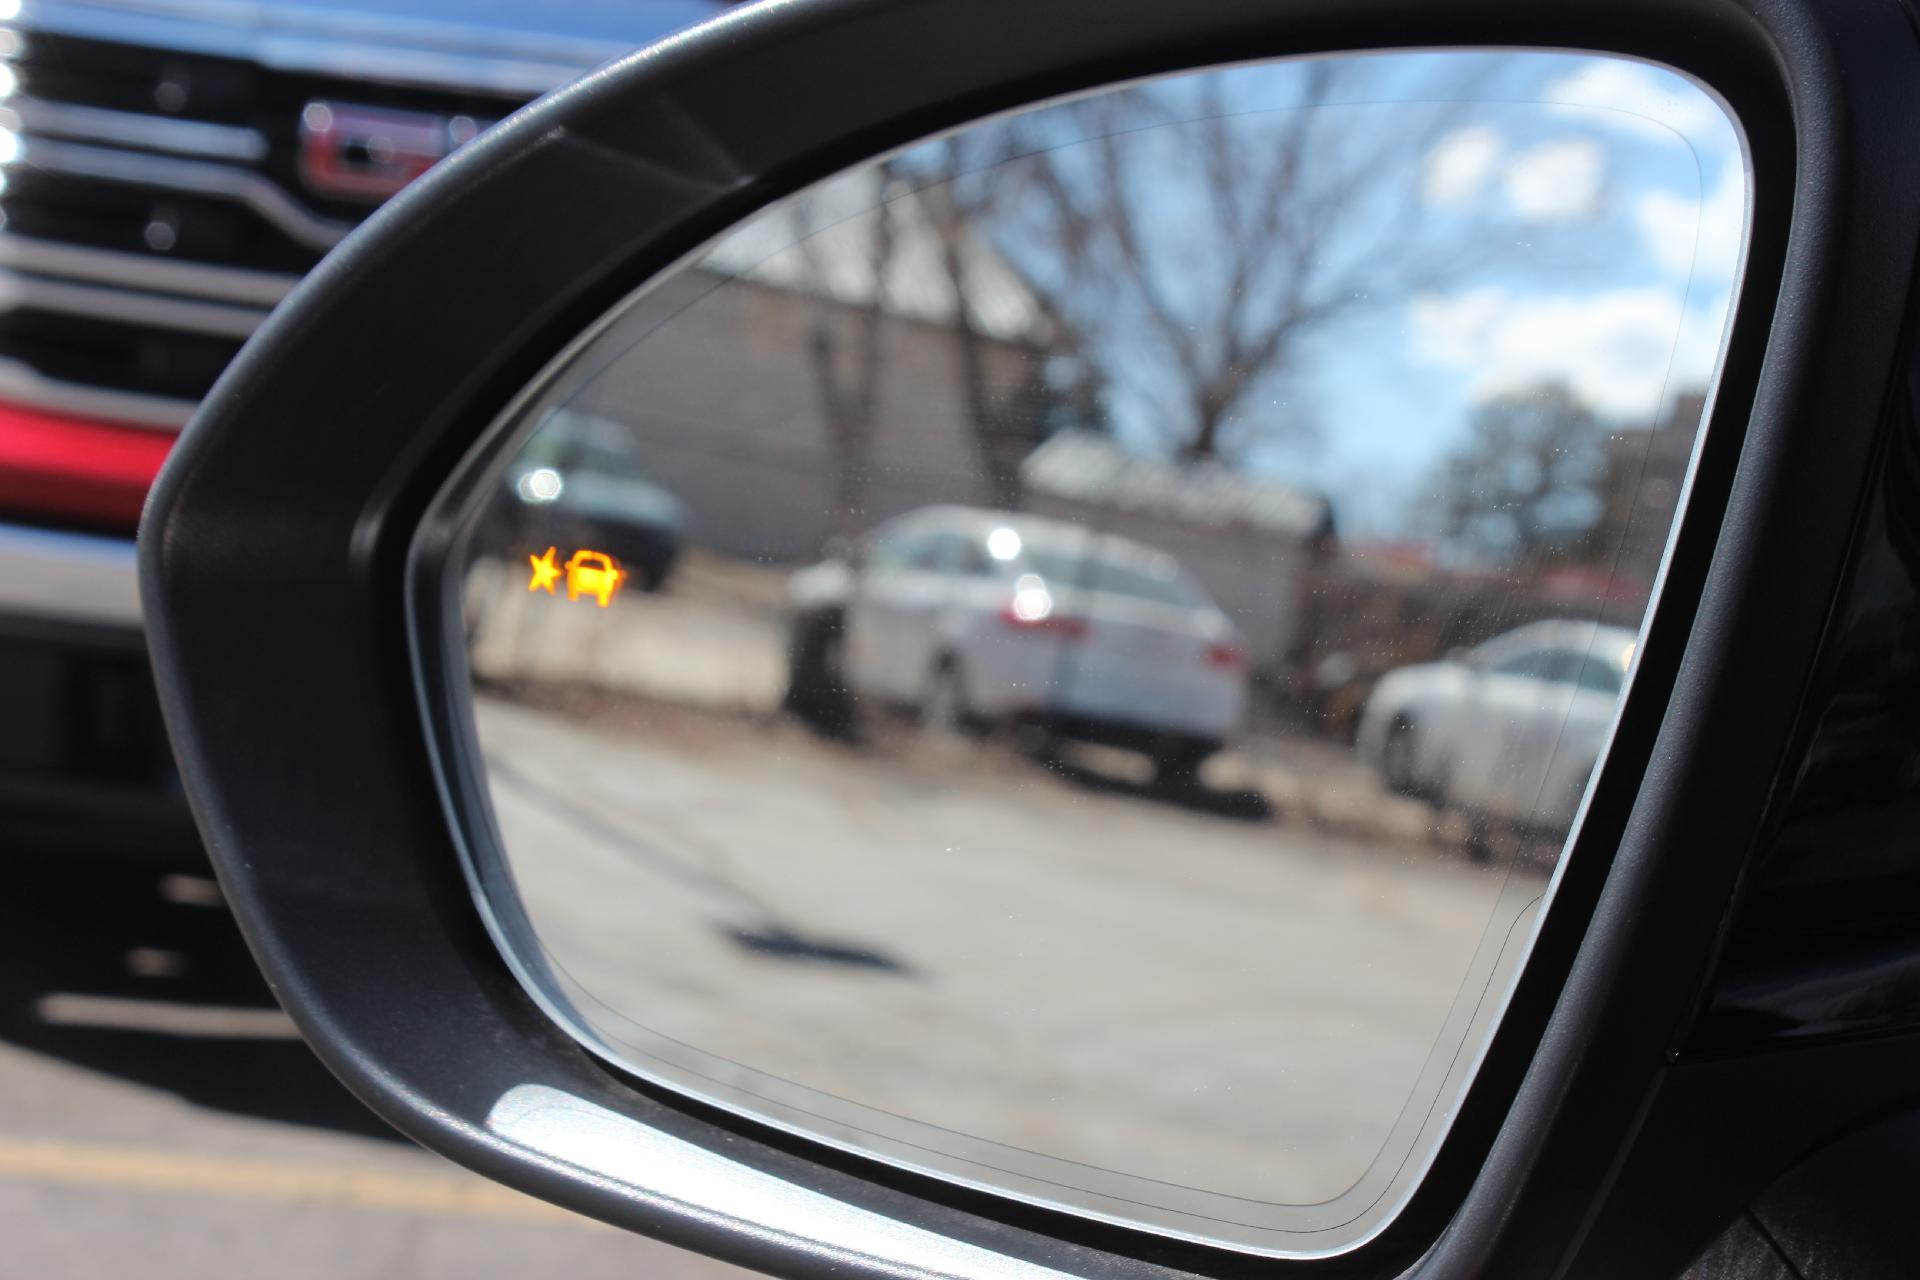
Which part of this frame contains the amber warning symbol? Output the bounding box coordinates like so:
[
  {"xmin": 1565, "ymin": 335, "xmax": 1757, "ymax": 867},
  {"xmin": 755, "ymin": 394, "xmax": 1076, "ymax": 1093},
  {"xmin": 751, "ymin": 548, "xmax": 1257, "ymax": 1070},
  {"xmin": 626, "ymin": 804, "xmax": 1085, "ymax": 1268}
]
[{"xmin": 527, "ymin": 546, "xmax": 626, "ymax": 608}]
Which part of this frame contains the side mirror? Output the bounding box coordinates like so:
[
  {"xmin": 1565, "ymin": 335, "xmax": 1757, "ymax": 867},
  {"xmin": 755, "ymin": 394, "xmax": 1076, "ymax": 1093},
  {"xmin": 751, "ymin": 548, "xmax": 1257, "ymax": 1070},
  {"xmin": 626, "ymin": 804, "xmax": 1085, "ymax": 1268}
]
[{"xmin": 136, "ymin": 2, "xmax": 1920, "ymax": 1277}]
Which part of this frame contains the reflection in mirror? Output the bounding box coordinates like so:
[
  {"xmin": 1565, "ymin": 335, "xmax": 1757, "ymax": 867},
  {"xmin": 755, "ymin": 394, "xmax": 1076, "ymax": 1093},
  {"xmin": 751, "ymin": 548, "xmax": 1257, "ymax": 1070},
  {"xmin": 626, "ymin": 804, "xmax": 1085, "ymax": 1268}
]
[{"xmin": 429, "ymin": 49, "xmax": 1745, "ymax": 1256}]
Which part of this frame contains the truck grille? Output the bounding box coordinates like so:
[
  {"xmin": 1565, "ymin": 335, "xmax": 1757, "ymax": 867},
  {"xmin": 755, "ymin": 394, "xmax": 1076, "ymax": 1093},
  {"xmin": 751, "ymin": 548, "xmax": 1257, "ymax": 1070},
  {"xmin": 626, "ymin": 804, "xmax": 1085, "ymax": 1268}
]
[
  {"xmin": 0, "ymin": 22, "xmax": 540, "ymax": 430},
  {"xmin": 0, "ymin": 0, "xmax": 723, "ymax": 534}
]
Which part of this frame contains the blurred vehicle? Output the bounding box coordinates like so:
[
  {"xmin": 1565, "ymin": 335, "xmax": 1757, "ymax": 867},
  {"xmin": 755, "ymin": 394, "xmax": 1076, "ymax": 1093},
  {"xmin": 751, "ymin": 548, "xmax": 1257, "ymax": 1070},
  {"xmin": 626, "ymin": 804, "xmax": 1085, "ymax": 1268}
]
[
  {"xmin": 1356, "ymin": 619, "xmax": 1636, "ymax": 830},
  {"xmin": 0, "ymin": 0, "xmax": 719, "ymax": 855},
  {"xmin": 1298, "ymin": 649, "xmax": 1378, "ymax": 741},
  {"xmin": 497, "ymin": 410, "xmax": 685, "ymax": 591},
  {"xmin": 787, "ymin": 505, "xmax": 1250, "ymax": 778}
]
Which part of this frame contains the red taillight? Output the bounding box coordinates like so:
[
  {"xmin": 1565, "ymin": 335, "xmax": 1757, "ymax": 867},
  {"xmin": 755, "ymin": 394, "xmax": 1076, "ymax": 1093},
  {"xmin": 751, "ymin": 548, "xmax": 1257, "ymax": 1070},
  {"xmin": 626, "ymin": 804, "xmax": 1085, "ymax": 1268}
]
[
  {"xmin": 1000, "ymin": 606, "xmax": 1089, "ymax": 640},
  {"xmin": 1205, "ymin": 640, "xmax": 1249, "ymax": 670},
  {"xmin": 0, "ymin": 401, "xmax": 175, "ymax": 530}
]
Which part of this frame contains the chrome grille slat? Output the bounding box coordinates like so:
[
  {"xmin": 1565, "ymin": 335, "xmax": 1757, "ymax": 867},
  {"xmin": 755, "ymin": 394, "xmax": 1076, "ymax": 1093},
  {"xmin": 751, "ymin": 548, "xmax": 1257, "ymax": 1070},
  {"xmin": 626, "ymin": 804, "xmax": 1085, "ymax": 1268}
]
[
  {"xmin": 0, "ymin": 270, "xmax": 267, "ymax": 338},
  {"xmin": 0, "ymin": 353, "xmax": 195, "ymax": 426},
  {"xmin": 0, "ymin": 520, "xmax": 142, "ymax": 625},
  {"xmin": 16, "ymin": 137, "xmax": 354, "ymax": 252},
  {"xmin": 0, "ymin": 97, "xmax": 268, "ymax": 161},
  {"xmin": 0, "ymin": 3, "xmax": 626, "ymax": 434},
  {"xmin": 0, "ymin": 234, "xmax": 296, "ymax": 307}
]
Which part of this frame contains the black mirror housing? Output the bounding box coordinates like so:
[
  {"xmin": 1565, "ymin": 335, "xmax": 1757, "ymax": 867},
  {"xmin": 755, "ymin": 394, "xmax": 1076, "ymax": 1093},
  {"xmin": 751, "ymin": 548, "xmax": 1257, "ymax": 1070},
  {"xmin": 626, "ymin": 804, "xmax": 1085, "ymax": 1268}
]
[{"xmin": 137, "ymin": 0, "xmax": 1920, "ymax": 1276}]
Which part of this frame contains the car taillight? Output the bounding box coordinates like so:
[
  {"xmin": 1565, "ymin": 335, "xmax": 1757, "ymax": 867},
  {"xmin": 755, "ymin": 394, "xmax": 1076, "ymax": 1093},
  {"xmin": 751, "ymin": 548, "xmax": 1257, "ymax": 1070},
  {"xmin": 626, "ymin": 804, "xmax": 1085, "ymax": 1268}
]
[
  {"xmin": 0, "ymin": 402, "xmax": 175, "ymax": 531},
  {"xmin": 1000, "ymin": 606, "xmax": 1089, "ymax": 640},
  {"xmin": 1205, "ymin": 640, "xmax": 1248, "ymax": 670}
]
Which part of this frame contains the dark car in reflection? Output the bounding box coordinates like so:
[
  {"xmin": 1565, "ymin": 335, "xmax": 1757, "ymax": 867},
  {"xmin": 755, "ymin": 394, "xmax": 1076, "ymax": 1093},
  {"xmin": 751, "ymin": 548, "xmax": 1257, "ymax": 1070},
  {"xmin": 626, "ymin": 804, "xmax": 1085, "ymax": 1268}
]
[
  {"xmin": 786, "ymin": 505, "xmax": 1251, "ymax": 778},
  {"xmin": 495, "ymin": 410, "xmax": 687, "ymax": 591}
]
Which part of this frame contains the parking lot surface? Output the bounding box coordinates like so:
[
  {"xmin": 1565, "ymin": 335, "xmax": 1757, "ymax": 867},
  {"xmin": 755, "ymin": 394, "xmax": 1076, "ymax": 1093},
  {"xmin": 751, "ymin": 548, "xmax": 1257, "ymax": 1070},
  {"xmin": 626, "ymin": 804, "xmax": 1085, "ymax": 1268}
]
[
  {"xmin": 0, "ymin": 852, "xmax": 751, "ymax": 1280},
  {"xmin": 462, "ymin": 551, "xmax": 1552, "ymax": 1217}
]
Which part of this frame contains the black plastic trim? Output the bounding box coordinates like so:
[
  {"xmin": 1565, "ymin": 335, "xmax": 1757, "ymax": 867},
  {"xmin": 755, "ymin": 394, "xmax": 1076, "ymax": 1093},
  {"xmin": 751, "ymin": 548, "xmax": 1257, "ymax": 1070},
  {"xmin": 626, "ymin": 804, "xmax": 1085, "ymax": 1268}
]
[{"xmin": 137, "ymin": 0, "xmax": 1920, "ymax": 1277}]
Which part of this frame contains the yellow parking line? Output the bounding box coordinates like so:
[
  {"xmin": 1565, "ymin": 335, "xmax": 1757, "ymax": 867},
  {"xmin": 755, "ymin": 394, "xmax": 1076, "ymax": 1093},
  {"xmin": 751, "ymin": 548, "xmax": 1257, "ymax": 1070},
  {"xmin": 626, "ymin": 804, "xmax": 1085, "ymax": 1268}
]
[
  {"xmin": 35, "ymin": 993, "xmax": 300, "ymax": 1039},
  {"xmin": 0, "ymin": 1135, "xmax": 600, "ymax": 1227}
]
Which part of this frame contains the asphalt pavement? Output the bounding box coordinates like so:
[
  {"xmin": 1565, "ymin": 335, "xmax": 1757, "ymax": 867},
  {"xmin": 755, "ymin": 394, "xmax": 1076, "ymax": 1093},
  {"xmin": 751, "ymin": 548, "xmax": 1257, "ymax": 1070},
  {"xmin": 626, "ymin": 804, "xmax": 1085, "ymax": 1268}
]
[
  {"xmin": 477, "ymin": 689, "xmax": 1542, "ymax": 1227},
  {"xmin": 461, "ymin": 548, "xmax": 1552, "ymax": 1235},
  {"xmin": 0, "ymin": 549, "xmax": 1556, "ymax": 1275},
  {"xmin": 0, "ymin": 849, "xmax": 752, "ymax": 1280}
]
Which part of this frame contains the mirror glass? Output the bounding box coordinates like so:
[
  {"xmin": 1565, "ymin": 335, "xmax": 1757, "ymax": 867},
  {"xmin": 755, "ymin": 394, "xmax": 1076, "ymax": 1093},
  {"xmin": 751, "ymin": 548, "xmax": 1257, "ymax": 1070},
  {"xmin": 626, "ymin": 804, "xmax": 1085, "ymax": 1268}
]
[{"xmin": 427, "ymin": 49, "xmax": 1745, "ymax": 1256}]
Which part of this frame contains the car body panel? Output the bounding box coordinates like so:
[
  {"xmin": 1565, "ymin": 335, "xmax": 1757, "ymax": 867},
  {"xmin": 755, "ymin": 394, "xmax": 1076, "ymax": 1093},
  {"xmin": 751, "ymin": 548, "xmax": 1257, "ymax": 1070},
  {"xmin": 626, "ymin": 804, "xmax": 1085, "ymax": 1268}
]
[{"xmin": 1359, "ymin": 620, "xmax": 1634, "ymax": 828}]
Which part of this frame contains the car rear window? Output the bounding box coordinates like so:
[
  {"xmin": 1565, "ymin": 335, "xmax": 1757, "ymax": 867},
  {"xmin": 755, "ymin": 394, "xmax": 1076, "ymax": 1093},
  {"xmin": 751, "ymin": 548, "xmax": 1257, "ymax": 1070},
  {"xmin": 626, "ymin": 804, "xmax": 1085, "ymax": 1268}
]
[{"xmin": 1019, "ymin": 547, "xmax": 1208, "ymax": 608}]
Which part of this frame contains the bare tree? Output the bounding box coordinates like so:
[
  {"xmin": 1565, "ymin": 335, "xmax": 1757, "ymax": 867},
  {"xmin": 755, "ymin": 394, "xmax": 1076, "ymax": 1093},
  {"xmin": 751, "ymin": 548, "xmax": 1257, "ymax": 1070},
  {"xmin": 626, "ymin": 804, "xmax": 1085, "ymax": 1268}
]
[
  {"xmin": 980, "ymin": 61, "xmax": 1501, "ymax": 462},
  {"xmin": 1431, "ymin": 382, "xmax": 1609, "ymax": 565},
  {"xmin": 782, "ymin": 149, "xmax": 1098, "ymax": 523},
  {"xmin": 789, "ymin": 166, "xmax": 900, "ymax": 539},
  {"xmin": 916, "ymin": 146, "xmax": 1098, "ymax": 510}
]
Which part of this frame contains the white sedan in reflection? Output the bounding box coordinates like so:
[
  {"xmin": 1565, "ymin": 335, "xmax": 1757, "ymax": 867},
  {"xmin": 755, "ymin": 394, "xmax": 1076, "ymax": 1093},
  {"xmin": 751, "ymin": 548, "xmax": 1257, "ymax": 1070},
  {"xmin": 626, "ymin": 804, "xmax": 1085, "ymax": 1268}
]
[
  {"xmin": 1355, "ymin": 619, "xmax": 1637, "ymax": 831},
  {"xmin": 788, "ymin": 507, "xmax": 1250, "ymax": 777}
]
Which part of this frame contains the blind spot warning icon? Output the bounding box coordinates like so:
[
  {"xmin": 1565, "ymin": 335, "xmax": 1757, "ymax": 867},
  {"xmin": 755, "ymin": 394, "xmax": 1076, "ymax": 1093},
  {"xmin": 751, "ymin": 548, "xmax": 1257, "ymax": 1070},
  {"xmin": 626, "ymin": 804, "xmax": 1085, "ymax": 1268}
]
[
  {"xmin": 527, "ymin": 546, "xmax": 561, "ymax": 594},
  {"xmin": 565, "ymin": 550, "xmax": 626, "ymax": 607}
]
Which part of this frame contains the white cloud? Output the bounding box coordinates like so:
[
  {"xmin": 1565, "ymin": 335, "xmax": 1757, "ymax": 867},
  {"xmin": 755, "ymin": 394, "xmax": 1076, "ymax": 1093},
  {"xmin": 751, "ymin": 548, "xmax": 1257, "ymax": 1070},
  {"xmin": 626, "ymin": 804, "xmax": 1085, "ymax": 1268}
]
[
  {"xmin": 1504, "ymin": 138, "xmax": 1605, "ymax": 221},
  {"xmin": 1635, "ymin": 158, "xmax": 1747, "ymax": 288},
  {"xmin": 1542, "ymin": 59, "xmax": 1729, "ymax": 142},
  {"xmin": 1410, "ymin": 285, "xmax": 1726, "ymax": 419},
  {"xmin": 1423, "ymin": 125, "xmax": 1503, "ymax": 206},
  {"xmin": 1425, "ymin": 129, "xmax": 1608, "ymax": 221}
]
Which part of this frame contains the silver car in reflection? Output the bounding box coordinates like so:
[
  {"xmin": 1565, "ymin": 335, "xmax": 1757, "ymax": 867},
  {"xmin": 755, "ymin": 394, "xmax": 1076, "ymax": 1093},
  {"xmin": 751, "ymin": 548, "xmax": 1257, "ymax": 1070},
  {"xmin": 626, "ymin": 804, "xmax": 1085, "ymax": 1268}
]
[
  {"xmin": 788, "ymin": 506, "xmax": 1250, "ymax": 777},
  {"xmin": 1355, "ymin": 619, "xmax": 1636, "ymax": 830}
]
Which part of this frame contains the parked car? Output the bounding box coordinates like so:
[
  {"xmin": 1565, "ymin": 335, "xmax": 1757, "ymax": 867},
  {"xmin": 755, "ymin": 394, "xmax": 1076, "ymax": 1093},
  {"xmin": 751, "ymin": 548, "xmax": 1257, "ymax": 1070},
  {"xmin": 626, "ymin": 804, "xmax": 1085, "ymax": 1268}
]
[
  {"xmin": 786, "ymin": 506, "xmax": 1249, "ymax": 777},
  {"xmin": 494, "ymin": 410, "xmax": 686, "ymax": 591},
  {"xmin": 1356, "ymin": 619, "xmax": 1636, "ymax": 830}
]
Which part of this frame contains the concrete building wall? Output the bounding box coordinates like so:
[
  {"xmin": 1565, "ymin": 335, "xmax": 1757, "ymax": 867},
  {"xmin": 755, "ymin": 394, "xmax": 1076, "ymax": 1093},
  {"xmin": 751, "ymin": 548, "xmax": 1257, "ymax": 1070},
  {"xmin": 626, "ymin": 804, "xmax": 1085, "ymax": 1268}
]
[
  {"xmin": 568, "ymin": 271, "xmax": 1029, "ymax": 563},
  {"xmin": 555, "ymin": 268, "xmax": 1322, "ymax": 672}
]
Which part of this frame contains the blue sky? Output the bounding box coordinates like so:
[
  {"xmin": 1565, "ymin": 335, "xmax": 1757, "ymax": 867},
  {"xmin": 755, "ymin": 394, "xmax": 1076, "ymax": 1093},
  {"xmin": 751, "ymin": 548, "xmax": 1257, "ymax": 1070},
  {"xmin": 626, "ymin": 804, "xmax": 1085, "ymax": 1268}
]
[
  {"xmin": 1109, "ymin": 52, "xmax": 1747, "ymax": 538},
  {"xmin": 912, "ymin": 49, "xmax": 1746, "ymax": 539},
  {"xmin": 692, "ymin": 49, "xmax": 1745, "ymax": 544}
]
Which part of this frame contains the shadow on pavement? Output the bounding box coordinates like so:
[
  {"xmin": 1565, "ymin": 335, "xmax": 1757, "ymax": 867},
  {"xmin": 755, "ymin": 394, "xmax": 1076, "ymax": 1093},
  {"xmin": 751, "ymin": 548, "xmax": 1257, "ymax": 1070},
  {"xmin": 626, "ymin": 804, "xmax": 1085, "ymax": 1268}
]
[
  {"xmin": 0, "ymin": 849, "xmax": 405, "ymax": 1144},
  {"xmin": 720, "ymin": 923, "xmax": 913, "ymax": 974},
  {"xmin": 1046, "ymin": 760, "xmax": 1275, "ymax": 821},
  {"xmin": 490, "ymin": 755, "xmax": 916, "ymax": 976}
]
